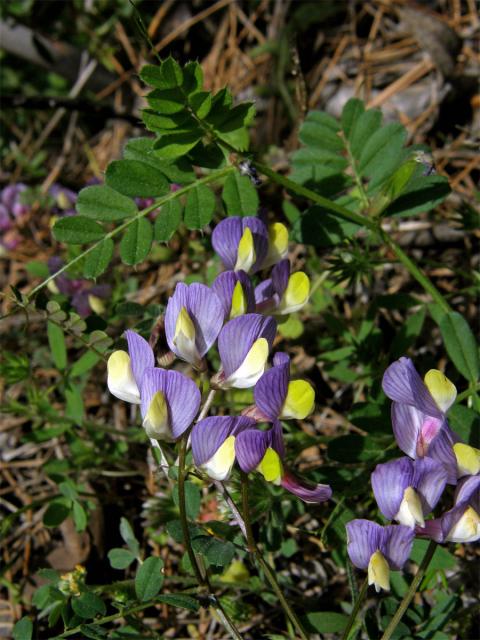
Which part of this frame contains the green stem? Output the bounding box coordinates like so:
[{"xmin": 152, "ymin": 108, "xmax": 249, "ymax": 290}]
[
  {"xmin": 26, "ymin": 166, "xmax": 235, "ymax": 301},
  {"xmin": 380, "ymin": 540, "xmax": 437, "ymax": 640},
  {"xmin": 457, "ymin": 382, "xmax": 480, "ymax": 403},
  {"xmin": 341, "ymin": 577, "xmax": 368, "ymax": 640},
  {"xmin": 240, "ymin": 473, "xmax": 309, "ymax": 640}
]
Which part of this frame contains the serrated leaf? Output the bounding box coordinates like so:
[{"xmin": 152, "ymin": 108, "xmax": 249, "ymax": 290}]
[
  {"xmin": 106, "ymin": 160, "xmax": 169, "ymax": 198},
  {"xmin": 341, "ymin": 98, "xmax": 365, "ymax": 138},
  {"xmin": 83, "ymin": 238, "xmax": 114, "ymax": 278},
  {"xmin": 140, "ymin": 58, "xmax": 183, "ymax": 89},
  {"xmin": 161, "ymin": 57, "xmax": 183, "ymax": 87},
  {"xmin": 120, "ymin": 218, "xmax": 153, "ymax": 265},
  {"xmin": 439, "ymin": 312, "xmax": 479, "ymax": 383},
  {"xmin": 47, "ymin": 321, "xmax": 67, "ymax": 370},
  {"xmin": 108, "ymin": 548, "xmax": 136, "ymax": 569},
  {"xmin": 184, "ymin": 185, "xmax": 216, "ymax": 229},
  {"xmin": 76, "ymin": 185, "xmax": 137, "ymax": 221},
  {"xmin": 135, "ymin": 556, "xmax": 164, "ymax": 601},
  {"xmin": 154, "ymin": 199, "xmax": 182, "ymax": 242},
  {"xmin": 53, "ymin": 217, "xmax": 105, "ymax": 244},
  {"xmin": 153, "ymin": 129, "xmax": 202, "ymax": 159},
  {"xmin": 71, "ymin": 591, "xmax": 106, "ymax": 619},
  {"xmin": 222, "ymin": 172, "xmax": 259, "ymax": 217},
  {"xmin": 189, "ymin": 91, "xmax": 212, "ymax": 118}
]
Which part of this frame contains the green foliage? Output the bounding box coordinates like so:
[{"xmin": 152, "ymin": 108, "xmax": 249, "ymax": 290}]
[
  {"xmin": 439, "ymin": 312, "xmax": 479, "ymax": 383},
  {"xmin": 135, "ymin": 556, "xmax": 164, "ymax": 601},
  {"xmin": 222, "ymin": 172, "xmax": 259, "ymax": 217}
]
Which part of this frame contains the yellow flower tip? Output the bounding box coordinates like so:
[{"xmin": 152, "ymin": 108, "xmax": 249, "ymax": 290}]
[
  {"xmin": 424, "ymin": 369, "xmax": 457, "ymax": 413},
  {"xmin": 282, "ymin": 380, "xmax": 315, "ymax": 419},
  {"xmin": 447, "ymin": 506, "xmax": 480, "ymax": 543},
  {"xmin": 368, "ymin": 550, "xmax": 390, "ymax": 593},
  {"xmin": 278, "ymin": 272, "xmax": 310, "ymax": 314},
  {"xmin": 230, "ymin": 280, "xmax": 247, "ymax": 318},
  {"xmin": 174, "ymin": 306, "xmax": 196, "ymax": 341},
  {"xmin": 107, "ymin": 350, "xmax": 141, "ymax": 403},
  {"xmin": 396, "ymin": 486, "xmax": 425, "ymax": 528},
  {"xmin": 453, "ymin": 443, "xmax": 480, "ymax": 476},
  {"xmin": 220, "ymin": 560, "xmax": 250, "ymax": 584},
  {"xmin": 235, "ymin": 227, "xmax": 256, "ymax": 272},
  {"xmin": 88, "ymin": 294, "xmax": 105, "ymax": 315},
  {"xmin": 143, "ymin": 390, "xmax": 172, "ymax": 440},
  {"xmin": 263, "ymin": 222, "xmax": 289, "ymax": 267},
  {"xmin": 257, "ymin": 447, "xmax": 283, "ymax": 485},
  {"xmin": 203, "ymin": 435, "xmax": 237, "ymax": 480},
  {"xmin": 225, "ymin": 337, "xmax": 269, "ymax": 388}
]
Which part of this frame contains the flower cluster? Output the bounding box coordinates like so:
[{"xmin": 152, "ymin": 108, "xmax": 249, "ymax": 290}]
[
  {"xmin": 107, "ymin": 215, "xmax": 331, "ymax": 504},
  {"xmin": 347, "ymin": 357, "xmax": 480, "ymax": 592}
]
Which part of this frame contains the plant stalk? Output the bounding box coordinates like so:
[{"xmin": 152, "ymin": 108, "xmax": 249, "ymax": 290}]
[
  {"xmin": 380, "ymin": 540, "xmax": 437, "ymax": 640},
  {"xmin": 240, "ymin": 472, "xmax": 309, "ymax": 640},
  {"xmin": 341, "ymin": 577, "xmax": 368, "ymax": 640}
]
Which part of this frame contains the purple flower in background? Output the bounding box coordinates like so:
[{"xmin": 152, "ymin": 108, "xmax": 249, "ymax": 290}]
[
  {"xmin": 255, "ymin": 259, "xmax": 310, "ymax": 315},
  {"xmin": 417, "ymin": 474, "xmax": 480, "ymax": 543},
  {"xmin": 216, "ymin": 313, "xmax": 276, "ymax": 388},
  {"xmin": 0, "ymin": 183, "xmax": 29, "ymax": 249},
  {"xmin": 164, "ymin": 282, "xmax": 223, "ymax": 369},
  {"xmin": 382, "ymin": 358, "xmax": 458, "ymax": 483},
  {"xmin": 212, "ymin": 270, "xmax": 255, "ymax": 321},
  {"xmin": 140, "ymin": 367, "xmax": 201, "ymax": 440},
  {"xmin": 371, "ymin": 457, "xmax": 448, "ymax": 528},
  {"xmin": 212, "ymin": 216, "xmax": 268, "ymax": 274},
  {"xmin": 252, "ymin": 352, "xmax": 315, "ymax": 421},
  {"xmin": 49, "ymin": 183, "xmax": 77, "ymax": 216},
  {"xmin": 235, "ymin": 420, "xmax": 332, "ymax": 503},
  {"xmin": 346, "ymin": 520, "xmax": 414, "ymax": 592},
  {"xmin": 191, "ymin": 416, "xmax": 256, "ymax": 480},
  {"xmin": 107, "ymin": 330, "xmax": 154, "ymax": 404},
  {"xmin": 48, "ymin": 257, "xmax": 110, "ymax": 317}
]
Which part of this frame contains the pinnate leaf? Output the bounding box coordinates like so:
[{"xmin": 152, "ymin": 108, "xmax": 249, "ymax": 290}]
[
  {"xmin": 155, "ymin": 199, "xmax": 182, "ymax": 242},
  {"xmin": 120, "ymin": 218, "xmax": 153, "ymax": 265},
  {"xmin": 106, "ymin": 160, "xmax": 169, "ymax": 198},
  {"xmin": 222, "ymin": 172, "xmax": 259, "ymax": 217},
  {"xmin": 53, "ymin": 216, "xmax": 105, "ymax": 244},
  {"xmin": 83, "ymin": 238, "xmax": 114, "ymax": 278},
  {"xmin": 76, "ymin": 185, "xmax": 137, "ymax": 221},
  {"xmin": 184, "ymin": 185, "xmax": 216, "ymax": 230}
]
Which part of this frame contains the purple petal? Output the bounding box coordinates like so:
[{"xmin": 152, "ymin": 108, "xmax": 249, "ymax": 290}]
[
  {"xmin": 140, "ymin": 367, "xmax": 201, "ymax": 438},
  {"xmin": 254, "ymin": 354, "xmax": 290, "ymax": 420},
  {"xmin": 254, "ymin": 279, "xmax": 274, "ymax": 305},
  {"xmin": 271, "ymin": 259, "xmax": 290, "ymax": 298},
  {"xmin": 281, "ymin": 470, "xmax": 332, "ymax": 503},
  {"xmin": 270, "ymin": 419, "xmax": 286, "ymax": 459},
  {"xmin": 455, "ymin": 475, "xmax": 480, "ymax": 512},
  {"xmin": 191, "ymin": 416, "xmax": 255, "ymax": 466},
  {"xmin": 125, "ymin": 330, "xmax": 155, "ymax": 388},
  {"xmin": 415, "ymin": 518, "xmax": 444, "ymax": 542},
  {"xmin": 382, "ymin": 357, "xmax": 442, "ymax": 418},
  {"xmin": 218, "ymin": 313, "xmax": 277, "ymax": 378},
  {"xmin": 391, "ymin": 402, "xmax": 423, "ymax": 459},
  {"xmin": 427, "ymin": 427, "xmax": 458, "ymax": 484},
  {"xmin": 164, "ymin": 282, "xmax": 223, "ymax": 359},
  {"xmin": 346, "ymin": 519, "xmax": 383, "ymax": 569},
  {"xmin": 371, "ymin": 458, "xmax": 413, "ymax": 520},
  {"xmin": 381, "ymin": 525, "xmax": 415, "ymax": 570},
  {"xmin": 235, "ymin": 428, "xmax": 270, "ymax": 472},
  {"xmin": 212, "ymin": 270, "xmax": 255, "ymax": 320},
  {"xmin": 212, "ymin": 217, "xmax": 268, "ymax": 273},
  {"xmin": 72, "ymin": 291, "xmax": 92, "ymax": 317},
  {"xmin": 413, "ymin": 457, "xmax": 448, "ymax": 514}
]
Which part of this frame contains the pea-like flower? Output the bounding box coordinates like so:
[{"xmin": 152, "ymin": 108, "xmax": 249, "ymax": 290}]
[
  {"xmin": 191, "ymin": 416, "xmax": 256, "ymax": 480},
  {"xmin": 165, "ymin": 282, "xmax": 223, "ymax": 369},
  {"xmin": 261, "ymin": 221, "xmax": 289, "ymax": 269},
  {"xmin": 212, "ymin": 216, "xmax": 268, "ymax": 274},
  {"xmin": 382, "ymin": 357, "xmax": 458, "ymax": 483},
  {"xmin": 453, "ymin": 442, "xmax": 480, "ymax": 477},
  {"xmin": 212, "ymin": 270, "xmax": 255, "ymax": 321},
  {"xmin": 253, "ymin": 352, "xmax": 315, "ymax": 421},
  {"xmin": 346, "ymin": 520, "xmax": 415, "ymax": 592},
  {"xmin": 140, "ymin": 367, "xmax": 201, "ymax": 441},
  {"xmin": 255, "ymin": 259, "xmax": 310, "ymax": 315},
  {"xmin": 371, "ymin": 457, "xmax": 448, "ymax": 528},
  {"xmin": 107, "ymin": 330, "xmax": 154, "ymax": 403},
  {"xmin": 234, "ymin": 420, "xmax": 332, "ymax": 503},
  {"xmin": 216, "ymin": 313, "xmax": 277, "ymax": 388}
]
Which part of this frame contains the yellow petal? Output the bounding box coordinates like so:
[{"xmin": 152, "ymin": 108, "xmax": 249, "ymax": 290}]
[
  {"xmin": 203, "ymin": 435, "xmax": 236, "ymax": 480},
  {"xmin": 107, "ymin": 350, "xmax": 140, "ymax": 403},
  {"xmin": 175, "ymin": 306, "xmax": 196, "ymax": 341},
  {"xmin": 263, "ymin": 222, "xmax": 289, "ymax": 268},
  {"xmin": 257, "ymin": 447, "xmax": 283, "ymax": 485},
  {"xmin": 88, "ymin": 294, "xmax": 105, "ymax": 315},
  {"xmin": 454, "ymin": 443, "xmax": 480, "ymax": 476},
  {"xmin": 447, "ymin": 506, "xmax": 480, "ymax": 543},
  {"xmin": 277, "ymin": 272, "xmax": 310, "ymax": 314},
  {"xmin": 235, "ymin": 227, "xmax": 256, "ymax": 272},
  {"xmin": 230, "ymin": 281, "xmax": 247, "ymax": 319},
  {"xmin": 173, "ymin": 306, "xmax": 200, "ymax": 365},
  {"xmin": 224, "ymin": 337, "xmax": 269, "ymax": 388},
  {"xmin": 282, "ymin": 380, "xmax": 315, "ymax": 419},
  {"xmin": 143, "ymin": 390, "xmax": 172, "ymax": 440},
  {"xmin": 396, "ymin": 486, "xmax": 425, "ymax": 528},
  {"xmin": 368, "ymin": 550, "xmax": 390, "ymax": 592},
  {"xmin": 220, "ymin": 560, "xmax": 250, "ymax": 583},
  {"xmin": 424, "ymin": 369, "xmax": 457, "ymax": 413}
]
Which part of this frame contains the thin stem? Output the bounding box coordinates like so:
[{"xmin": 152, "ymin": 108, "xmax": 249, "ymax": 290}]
[
  {"xmin": 240, "ymin": 472, "xmax": 309, "ymax": 640},
  {"xmin": 341, "ymin": 577, "xmax": 368, "ymax": 640},
  {"xmin": 380, "ymin": 540, "xmax": 437, "ymax": 640}
]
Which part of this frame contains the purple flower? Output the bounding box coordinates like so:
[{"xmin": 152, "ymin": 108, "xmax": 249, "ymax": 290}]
[
  {"xmin": 49, "ymin": 183, "xmax": 77, "ymax": 216},
  {"xmin": 382, "ymin": 358, "xmax": 458, "ymax": 483},
  {"xmin": 212, "ymin": 216, "xmax": 268, "ymax": 274},
  {"xmin": 164, "ymin": 282, "xmax": 223, "ymax": 369},
  {"xmin": 346, "ymin": 520, "xmax": 414, "ymax": 592},
  {"xmin": 48, "ymin": 257, "xmax": 110, "ymax": 317},
  {"xmin": 371, "ymin": 457, "xmax": 448, "ymax": 528},
  {"xmin": 234, "ymin": 420, "xmax": 332, "ymax": 503},
  {"xmin": 253, "ymin": 352, "xmax": 315, "ymax": 420},
  {"xmin": 107, "ymin": 330, "xmax": 154, "ymax": 404},
  {"xmin": 191, "ymin": 416, "xmax": 256, "ymax": 480},
  {"xmin": 212, "ymin": 270, "xmax": 255, "ymax": 321},
  {"xmin": 216, "ymin": 313, "xmax": 277, "ymax": 388},
  {"xmin": 255, "ymin": 259, "xmax": 310, "ymax": 315}
]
